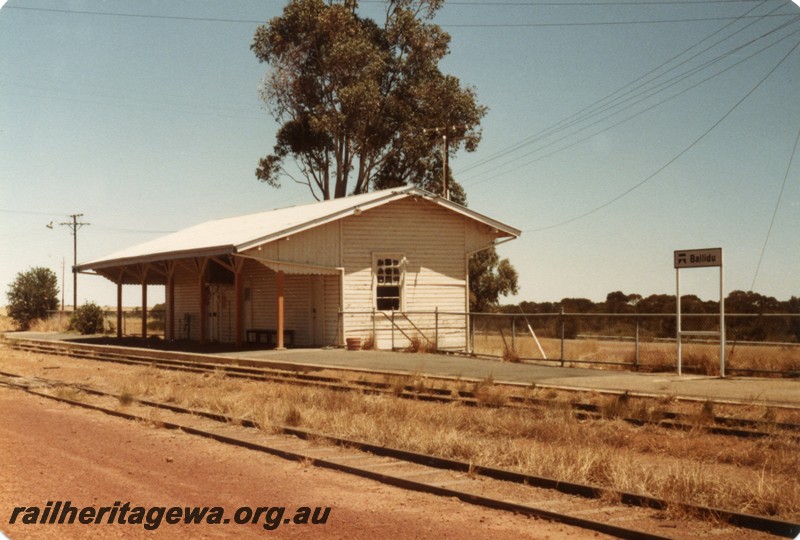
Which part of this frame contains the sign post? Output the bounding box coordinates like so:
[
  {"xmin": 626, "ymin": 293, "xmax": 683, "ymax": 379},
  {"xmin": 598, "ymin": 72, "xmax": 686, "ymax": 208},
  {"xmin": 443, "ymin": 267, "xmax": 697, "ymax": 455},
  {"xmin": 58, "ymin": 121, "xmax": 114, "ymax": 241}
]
[{"xmin": 674, "ymin": 248, "xmax": 725, "ymax": 377}]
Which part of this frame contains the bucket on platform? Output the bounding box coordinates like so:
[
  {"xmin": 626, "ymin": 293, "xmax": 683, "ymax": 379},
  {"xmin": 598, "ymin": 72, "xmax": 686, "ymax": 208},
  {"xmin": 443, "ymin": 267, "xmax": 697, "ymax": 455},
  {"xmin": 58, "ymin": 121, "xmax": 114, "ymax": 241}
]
[{"xmin": 346, "ymin": 337, "xmax": 362, "ymax": 351}]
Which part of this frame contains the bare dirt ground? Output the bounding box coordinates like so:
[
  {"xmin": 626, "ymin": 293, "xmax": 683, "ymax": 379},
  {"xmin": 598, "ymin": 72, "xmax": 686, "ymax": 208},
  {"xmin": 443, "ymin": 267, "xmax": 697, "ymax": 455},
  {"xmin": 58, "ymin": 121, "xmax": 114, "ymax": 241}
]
[
  {"xmin": 0, "ymin": 387, "xmax": 603, "ymax": 540},
  {"xmin": 2, "ymin": 343, "xmax": 795, "ymax": 539}
]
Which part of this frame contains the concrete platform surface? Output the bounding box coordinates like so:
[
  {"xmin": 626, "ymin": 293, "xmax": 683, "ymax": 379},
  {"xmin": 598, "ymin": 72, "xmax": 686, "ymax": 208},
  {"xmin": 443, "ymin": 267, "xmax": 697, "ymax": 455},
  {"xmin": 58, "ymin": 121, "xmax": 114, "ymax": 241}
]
[
  {"xmin": 5, "ymin": 332, "xmax": 800, "ymax": 407},
  {"xmin": 216, "ymin": 348, "xmax": 800, "ymax": 407}
]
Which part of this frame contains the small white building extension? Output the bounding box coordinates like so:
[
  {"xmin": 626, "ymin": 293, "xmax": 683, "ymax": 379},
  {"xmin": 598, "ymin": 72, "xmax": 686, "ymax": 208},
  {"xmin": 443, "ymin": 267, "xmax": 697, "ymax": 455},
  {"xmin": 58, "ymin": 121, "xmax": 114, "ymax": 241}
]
[{"xmin": 77, "ymin": 186, "xmax": 520, "ymax": 351}]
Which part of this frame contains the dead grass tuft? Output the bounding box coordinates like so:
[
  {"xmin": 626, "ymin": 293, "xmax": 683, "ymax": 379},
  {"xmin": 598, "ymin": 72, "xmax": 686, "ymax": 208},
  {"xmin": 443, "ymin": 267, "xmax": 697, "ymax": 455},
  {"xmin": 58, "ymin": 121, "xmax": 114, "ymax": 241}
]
[
  {"xmin": 502, "ymin": 347, "xmax": 521, "ymax": 363},
  {"xmin": 28, "ymin": 315, "xmax": 71, "ymax": 333},
  {"xmin": 472, "ymin": 376, "xmax": 507, "ymax": 407},
  {"xmin": 404, "ymin": 335, "xmax": 436, "ymax": 354},
  {"xmin": 105, "ymin": 365, "xmax": 800, "ymax": 522},
  {"xmin": 600, "ymin": 392, "xmax": 631, "ymax": 419},
  {"xmin": 284, "ymin": 405, "xmax": 303, "ymax": 427},
  {"xmin": 361, "ymin": 333, "xmax": 376, "ymax": 351},
  {"xmin": 51, "ymin": 385, "xmax": 85, "ymax": 402}
]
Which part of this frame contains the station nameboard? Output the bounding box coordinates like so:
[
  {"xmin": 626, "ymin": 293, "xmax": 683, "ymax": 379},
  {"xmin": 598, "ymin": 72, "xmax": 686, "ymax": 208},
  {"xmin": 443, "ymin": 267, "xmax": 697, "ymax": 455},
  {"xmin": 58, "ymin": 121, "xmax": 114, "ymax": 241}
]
[{"xmin": 674, "ymin": 248, "xmax": 722, "ymax": 269}]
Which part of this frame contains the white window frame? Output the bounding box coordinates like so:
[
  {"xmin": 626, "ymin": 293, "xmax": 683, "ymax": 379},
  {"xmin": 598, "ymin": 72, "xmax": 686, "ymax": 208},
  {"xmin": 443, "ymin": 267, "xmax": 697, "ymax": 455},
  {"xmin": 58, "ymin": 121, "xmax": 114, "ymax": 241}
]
[{"xmin": 372, "ymin": 253, "xmax": 405, "ymax": 312}]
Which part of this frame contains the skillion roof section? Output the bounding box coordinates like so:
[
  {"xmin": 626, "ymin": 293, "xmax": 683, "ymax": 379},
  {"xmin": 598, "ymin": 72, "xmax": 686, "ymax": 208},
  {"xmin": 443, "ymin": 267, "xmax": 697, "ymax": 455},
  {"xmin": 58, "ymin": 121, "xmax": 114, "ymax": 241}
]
[{"xmin": 77, "ymin": 186, "xmax": 521, "ymax": 272}]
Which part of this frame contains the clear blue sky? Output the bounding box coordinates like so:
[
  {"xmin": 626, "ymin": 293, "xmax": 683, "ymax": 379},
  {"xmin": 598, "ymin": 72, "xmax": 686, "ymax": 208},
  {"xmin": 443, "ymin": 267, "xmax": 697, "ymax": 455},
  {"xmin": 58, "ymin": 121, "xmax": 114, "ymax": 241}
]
[{"xmin": 2, "ymin": 0, "xmax": 798, "ymax": 309}]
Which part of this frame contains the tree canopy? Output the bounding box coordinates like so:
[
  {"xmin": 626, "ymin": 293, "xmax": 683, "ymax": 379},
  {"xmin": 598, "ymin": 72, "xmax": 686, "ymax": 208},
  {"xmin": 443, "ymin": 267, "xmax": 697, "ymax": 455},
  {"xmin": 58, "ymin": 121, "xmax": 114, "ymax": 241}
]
[
  {"xmin": 251, "ymin": 0, "xmax": 515, "ymax": 311},
  {"xmin": 251, "ymin": 0, "xmax": 486, "ymax": 200},
  {"xmin": 6, "ymin": 267, "xmax": 59, "ymax": 330}
]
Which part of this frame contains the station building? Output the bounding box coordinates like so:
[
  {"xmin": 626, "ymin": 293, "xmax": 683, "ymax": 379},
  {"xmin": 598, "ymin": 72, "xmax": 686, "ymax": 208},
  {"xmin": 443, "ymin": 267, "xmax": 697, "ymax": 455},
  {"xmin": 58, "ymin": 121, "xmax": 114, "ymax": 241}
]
[{"xmin": 77, "ymin": 186, "xmax": 520, "ymax": 351}]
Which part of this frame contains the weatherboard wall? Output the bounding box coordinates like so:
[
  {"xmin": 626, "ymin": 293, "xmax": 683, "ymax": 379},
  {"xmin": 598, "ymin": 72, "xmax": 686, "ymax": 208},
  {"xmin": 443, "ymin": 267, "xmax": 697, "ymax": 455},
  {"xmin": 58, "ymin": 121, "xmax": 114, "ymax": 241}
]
[
  {"xmin": 164, "ymin": 195, "xmax": 502, "ymax": 349},
  {"xmin": 339, "ymin": 197, "xmax": 491, "ymax": 350}
]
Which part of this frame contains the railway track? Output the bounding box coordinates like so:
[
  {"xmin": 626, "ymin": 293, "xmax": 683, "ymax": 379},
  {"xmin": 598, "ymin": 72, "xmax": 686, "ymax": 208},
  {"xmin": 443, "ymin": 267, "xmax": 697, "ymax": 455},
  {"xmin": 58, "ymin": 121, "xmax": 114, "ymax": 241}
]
[
  {"xmin": 6, "ymin": 337, "xmax": 800, "ymax": 442},
  {"xmin": 1, "ymin": 371, "xmax": 798, "ymax": 539}
]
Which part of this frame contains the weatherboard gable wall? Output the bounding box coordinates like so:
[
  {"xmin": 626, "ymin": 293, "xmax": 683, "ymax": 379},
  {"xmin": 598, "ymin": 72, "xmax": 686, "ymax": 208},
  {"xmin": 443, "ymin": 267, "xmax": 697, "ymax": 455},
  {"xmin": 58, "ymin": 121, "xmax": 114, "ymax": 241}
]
[{"xmin": 340, "ymin": 196, "xmax": 497, "ymax": 350}]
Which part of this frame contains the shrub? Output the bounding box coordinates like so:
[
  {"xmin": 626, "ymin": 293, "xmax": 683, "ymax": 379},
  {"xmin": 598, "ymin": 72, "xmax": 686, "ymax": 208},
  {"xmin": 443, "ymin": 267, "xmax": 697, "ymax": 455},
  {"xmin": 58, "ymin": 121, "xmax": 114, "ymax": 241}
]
[{"xmin": 70, "ymin": 302, "xmax": 105, "ymax": 335}]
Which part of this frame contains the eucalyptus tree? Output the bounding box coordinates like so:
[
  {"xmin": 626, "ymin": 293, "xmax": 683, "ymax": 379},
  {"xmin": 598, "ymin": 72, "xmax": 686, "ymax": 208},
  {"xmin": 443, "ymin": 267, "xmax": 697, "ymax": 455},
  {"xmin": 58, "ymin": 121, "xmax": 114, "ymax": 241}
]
[
  {"xmin": 252, "ymin": 0, "xmax": 516, "ymax": 310},
  {"xmin": 251, "ymin": 0, "xmax": 486, "ymax": 200}
]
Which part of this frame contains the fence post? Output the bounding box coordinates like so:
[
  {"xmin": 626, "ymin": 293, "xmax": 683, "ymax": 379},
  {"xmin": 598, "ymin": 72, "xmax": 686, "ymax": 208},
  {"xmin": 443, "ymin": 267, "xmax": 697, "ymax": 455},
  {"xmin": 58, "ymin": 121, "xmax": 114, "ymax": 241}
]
[
  {"xmin": 511, "ymin": 315, "xmax": 516, "ymax": 353},
  {"xmin": 634, "ymin": 314, "xmax": 640, "ymax": 370},
  {"xmin": 469, "ymin": 313, "xmax": 475, "ymax": 355},
  {"xmin": 391, "ymin": 310, "xmax": 395, "ymax": 351},
  {"xmin": 560, "ymin": 308, "xmax": 565, "ymax": 367},
  {"xmin": 434, "ymin": 307, "xmax": 439, "ymax": 350},
  {"xmin": 336, "ymin": 310, "xmax": 341, "ymax": 348},
  {"xmin": 372, "ymin": 308, "xmax": 376, "ymax": 342}
]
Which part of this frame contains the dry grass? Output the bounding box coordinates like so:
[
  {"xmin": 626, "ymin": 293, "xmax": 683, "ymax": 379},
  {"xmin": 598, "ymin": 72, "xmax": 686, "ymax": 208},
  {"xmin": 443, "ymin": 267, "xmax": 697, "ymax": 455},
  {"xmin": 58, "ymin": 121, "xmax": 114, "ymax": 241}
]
[
  {"xmin": 29, "ymin": 315, "xmax": 72, "ymax": 333},
  {"xmin": 0, "ymin": 314, "xmax": 17, "ymax": 333},
  {"xmin": 361, "ymin": 333, "xmax": 376, "ymax": 351},
  {"xmin": 473, "ymin": 331, "xmax": 800, "ymax": 374},
  {"xmin": 51, "ymin": 385, "xmax": 86, "ymax": 402},
  {"xmin": 404, "ymin": 335, "xmax": 436, "ymax": 354},
  {"xmin": 114, "ymin": 368, "xmax": 800, "ymax": 521},
  {"xmin": 0, "ymin": 313, "xmax": 71, "ymax": 333}
]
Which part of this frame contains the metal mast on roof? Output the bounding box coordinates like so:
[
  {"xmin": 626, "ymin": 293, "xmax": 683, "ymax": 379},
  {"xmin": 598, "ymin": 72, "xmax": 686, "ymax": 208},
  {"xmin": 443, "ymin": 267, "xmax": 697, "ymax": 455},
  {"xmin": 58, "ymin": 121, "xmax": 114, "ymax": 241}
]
[{"xmin": 423, "ymin": 124, "xmax": 468, "ymax": 201}]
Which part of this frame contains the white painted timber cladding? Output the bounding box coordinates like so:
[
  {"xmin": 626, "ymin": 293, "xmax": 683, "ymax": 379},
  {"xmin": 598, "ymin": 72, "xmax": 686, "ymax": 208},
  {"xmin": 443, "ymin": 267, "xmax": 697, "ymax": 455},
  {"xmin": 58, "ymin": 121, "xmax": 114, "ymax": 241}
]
[
  {"xmin": 341, "ymin": 197, "xmax": 475, "ymax": 349},
  {"xmin": 172, "ymin": 262, "xmax": 202, "ymax": 340},
  {"xmin": 165, "ymin": 195, "xmax": 503, "ymax": 349},
  {"xmin": 241, "ymin": 258, "xmax": 310, "ymax": 346},
  {"xmin": 255, "ymin": 221, "xmax": 340, "ymax": 268}
]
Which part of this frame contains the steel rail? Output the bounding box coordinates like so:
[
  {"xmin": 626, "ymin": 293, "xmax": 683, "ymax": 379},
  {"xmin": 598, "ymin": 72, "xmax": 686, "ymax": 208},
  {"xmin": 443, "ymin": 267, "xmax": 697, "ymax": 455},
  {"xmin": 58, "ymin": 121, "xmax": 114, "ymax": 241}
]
[
  {"xmin": 2, "ymin": 373, "xmax": 799, "ymax": 538},
  {"xmin": 0, "ymin": 375, "xmax": 670, "ymax": 540},
  {"xmin": 6, "ymin": 338, "xmax": 800, "ymax": 440}
]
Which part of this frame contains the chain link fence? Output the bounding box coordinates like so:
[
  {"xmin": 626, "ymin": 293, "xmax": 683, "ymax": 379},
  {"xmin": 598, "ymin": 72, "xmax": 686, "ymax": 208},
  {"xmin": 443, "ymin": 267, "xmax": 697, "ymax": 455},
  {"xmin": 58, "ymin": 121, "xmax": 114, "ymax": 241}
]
[
  {"xmin": 41, "ymin": 307, "xmax": 800, "ymax": 376},
  {"xmin": 44, "ymin": 309, "xmax": 166, "ymax": 338},
  {"xmin": 470, "ymin": 312, "xmax": 800, "ymax": 376}
]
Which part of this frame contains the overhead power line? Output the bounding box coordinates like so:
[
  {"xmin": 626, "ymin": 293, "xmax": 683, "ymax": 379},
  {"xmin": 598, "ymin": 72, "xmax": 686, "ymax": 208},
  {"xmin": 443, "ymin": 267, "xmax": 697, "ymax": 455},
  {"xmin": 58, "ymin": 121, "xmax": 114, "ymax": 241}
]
[
  {"xmin": 4, "ymin": 4, "xmax": 797, "ymax": 27},
  {"xmin": 523, "ymin": 38, "xmax": 800, "ymax": 233},
  {"xmin": 459, "ymin": 1, "xmax": 793, "ymax": 176},
  {"xmin": 750, "ymin": 123, "xmax": 800, "ymax": 291},
  {"xmin": 3, "ymin": 6, "xmax": 265, "ymax": 24},
  {"xmin": 372, "ymin": 0, "xmax": 779, "ymax": 4},
  {"xmin": 440, "ymin": 14, "xmax": 796, "ymax": 27},
  {"xmin": 465, "ymin": 21, "xmax": 800, "ymax": 186},
  {"xmin": 0, "ymin": 208, "xmax": 173, "ymax": 234},
  {"xmin": 0, "ymin": 207, "xmax": 62, "ymax": 217}
]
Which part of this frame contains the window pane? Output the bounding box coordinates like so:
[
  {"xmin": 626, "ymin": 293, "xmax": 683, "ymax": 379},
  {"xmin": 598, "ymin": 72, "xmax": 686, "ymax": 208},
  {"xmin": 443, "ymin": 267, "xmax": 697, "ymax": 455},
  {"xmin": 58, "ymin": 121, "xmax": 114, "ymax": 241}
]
[
  {"xmin": 375, "ymin": 256, "xmax": 403, "ymax": 311},
  {"xmin": 377, "ymin": 285, "xmax": 400, "ymax": 310}
]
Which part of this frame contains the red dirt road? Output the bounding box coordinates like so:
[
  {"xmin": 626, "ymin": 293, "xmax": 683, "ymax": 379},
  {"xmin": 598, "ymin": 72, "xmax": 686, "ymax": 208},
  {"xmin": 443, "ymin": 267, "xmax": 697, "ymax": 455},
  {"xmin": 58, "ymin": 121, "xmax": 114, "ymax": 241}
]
[{"xmin": 0, "ymin": 388, "xmax": 595, "ymax": 539}]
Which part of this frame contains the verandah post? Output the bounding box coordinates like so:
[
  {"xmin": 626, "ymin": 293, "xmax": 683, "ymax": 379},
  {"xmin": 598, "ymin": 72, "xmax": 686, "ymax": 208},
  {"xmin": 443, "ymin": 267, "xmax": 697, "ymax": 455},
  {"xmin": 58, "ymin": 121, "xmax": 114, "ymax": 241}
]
[{"xmin": 276, "ymin": 270, "xmax": 285, "ymax": 350}]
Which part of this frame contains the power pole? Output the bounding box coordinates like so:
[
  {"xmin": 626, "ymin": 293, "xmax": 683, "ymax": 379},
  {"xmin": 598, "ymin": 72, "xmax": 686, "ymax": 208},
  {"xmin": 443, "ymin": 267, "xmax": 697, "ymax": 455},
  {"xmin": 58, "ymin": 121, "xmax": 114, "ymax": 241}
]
[
  {"xmin": 59, "ymin": 214, "xmax": 90, "ymax": 310},
  {"xmin": 61, "ymin": 258, "xmax": 65, "ymax": 313},
  {"xmin": 423, "ymin": 124, "xmax": 468, "ymax": 201}
]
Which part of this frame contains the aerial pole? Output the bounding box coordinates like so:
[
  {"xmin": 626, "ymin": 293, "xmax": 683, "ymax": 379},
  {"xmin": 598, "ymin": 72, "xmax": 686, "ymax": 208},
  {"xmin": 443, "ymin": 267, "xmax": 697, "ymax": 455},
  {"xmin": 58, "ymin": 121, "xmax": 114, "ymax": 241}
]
[
  {"xmin": 60, "ymin": 213, "xmax": 90, "ymax": 310},
  {"xmin": 423, "ymin": 124, "xmax": 468, "ymax": 201},
  {"xmin": 61, "ymin": 258, "xmax": 65, "ymax": 313}
]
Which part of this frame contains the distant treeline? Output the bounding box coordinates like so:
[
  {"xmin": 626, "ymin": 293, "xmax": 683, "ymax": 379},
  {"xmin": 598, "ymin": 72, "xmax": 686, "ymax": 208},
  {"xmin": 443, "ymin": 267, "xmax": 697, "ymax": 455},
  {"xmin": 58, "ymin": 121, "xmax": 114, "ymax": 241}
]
[{"xmin": 495, "ymin": 291, "xmax": 800, "ymax": 343}]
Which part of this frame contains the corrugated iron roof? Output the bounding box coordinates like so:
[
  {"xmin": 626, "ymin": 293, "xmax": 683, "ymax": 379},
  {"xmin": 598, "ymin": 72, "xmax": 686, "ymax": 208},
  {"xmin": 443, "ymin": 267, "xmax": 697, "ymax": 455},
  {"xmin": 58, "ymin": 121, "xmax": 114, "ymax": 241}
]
[{"xmin": 77, "ymin": 186, "xmax": 520, "ymax": 272}]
